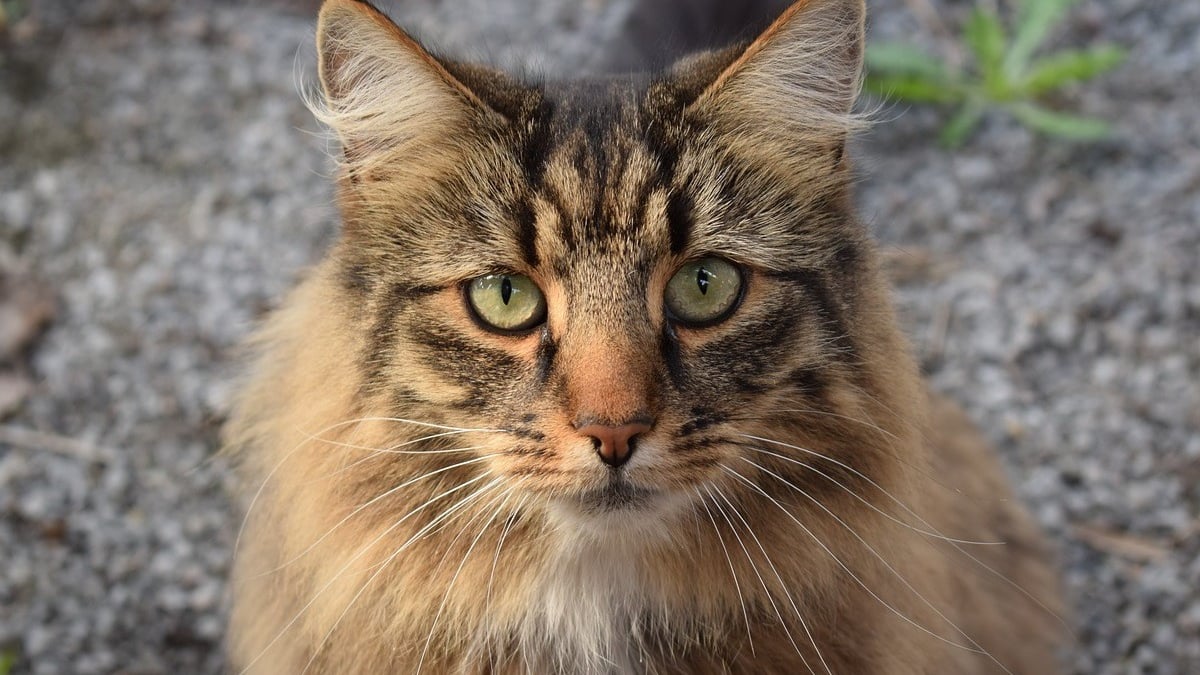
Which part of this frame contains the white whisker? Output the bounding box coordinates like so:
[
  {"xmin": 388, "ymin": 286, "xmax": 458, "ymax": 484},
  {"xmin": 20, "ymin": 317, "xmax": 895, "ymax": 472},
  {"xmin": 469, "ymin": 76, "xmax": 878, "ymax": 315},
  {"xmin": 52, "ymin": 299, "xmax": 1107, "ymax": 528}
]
[
  {"xmin": 694, "ymin": 487, "xmax": 756, "ymax": 658},
  {"xmin": 416, "ymin": 485, "xmax": 519, "ymax": 674},
  {"xmin": 741, "ymin": 433, "xmax": 1069, "ymax": 631},
  {"xmin": 485, "ymin": 494, "xmax": 526, "ymax": 627},
  {"xmin": 253, "ymin": 453, "xmax": 502, "ymax": 578},
  {"xmin": 712, "ymin": 471, "xmax": 830, "ymax": 675},
  {"xmin": 297, "ymin": 476, "xmax": 507, "ymax": 675},
  {"xmin": 739, "ymin": 457, "xmax": 1012, "ymax": 673},
  {"xmin": 234, "ymin": 416, "xmax": 500, "ymax": 559},
  {"xmin": 238, "ymin": 473, "xmax": 498, "ymax": 675},
  {"xmin": 752, "ymin": 406, "xmax": 900, "ymax": 441},
  {"xmin": 720, "ymin": 462, "xmax": 987, "ymax": 658},
  {"xmin": 703, "ymin": 484, "xmax": 808, "ymax": 670},
  {"xmin": 742, "ymin": 444, "xmax": 1003, "ymax": 546}
]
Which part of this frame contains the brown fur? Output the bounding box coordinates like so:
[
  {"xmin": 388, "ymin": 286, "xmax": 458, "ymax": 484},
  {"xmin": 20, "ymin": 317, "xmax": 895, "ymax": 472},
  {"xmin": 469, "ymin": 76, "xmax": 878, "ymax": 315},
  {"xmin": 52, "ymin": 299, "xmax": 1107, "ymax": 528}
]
[{"xmin": 225, "ymin": 0, "xmax": 1065, "ymax": 672}]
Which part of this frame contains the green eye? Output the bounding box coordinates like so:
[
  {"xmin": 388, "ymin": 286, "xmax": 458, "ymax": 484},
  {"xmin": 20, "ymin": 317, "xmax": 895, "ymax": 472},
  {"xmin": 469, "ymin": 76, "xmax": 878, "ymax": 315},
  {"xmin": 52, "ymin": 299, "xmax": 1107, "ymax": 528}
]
[
  {"xmin": 665, "ymin": 257, "xmax": 743, "ymax": 326},
  {"xmin": 467, "ymin": 273, "xmax": 547, "ymax": 332}
]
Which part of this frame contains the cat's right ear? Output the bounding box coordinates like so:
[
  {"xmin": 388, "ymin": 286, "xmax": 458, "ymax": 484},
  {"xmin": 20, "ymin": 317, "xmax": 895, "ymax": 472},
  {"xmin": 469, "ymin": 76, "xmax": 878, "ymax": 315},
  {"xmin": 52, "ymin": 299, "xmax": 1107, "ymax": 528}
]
[
  {"xmin": 314, "ymin": 0, "xmax": 496, "ymax": 180},
  {"xmin": 684, "ymin": 0, "xmax": 866, "ymax": 166}
]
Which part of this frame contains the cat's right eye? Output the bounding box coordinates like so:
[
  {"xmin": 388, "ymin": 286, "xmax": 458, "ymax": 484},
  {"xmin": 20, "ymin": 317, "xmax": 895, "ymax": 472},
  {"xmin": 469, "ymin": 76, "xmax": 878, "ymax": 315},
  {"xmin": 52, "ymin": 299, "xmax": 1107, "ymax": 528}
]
[
  {"xmin": 664, "ymin": 257, "xmax": 743, "ymax": 327},
  {"xmin": 466, "ymin": 273, "xmax": 548, "ymax": 333}
]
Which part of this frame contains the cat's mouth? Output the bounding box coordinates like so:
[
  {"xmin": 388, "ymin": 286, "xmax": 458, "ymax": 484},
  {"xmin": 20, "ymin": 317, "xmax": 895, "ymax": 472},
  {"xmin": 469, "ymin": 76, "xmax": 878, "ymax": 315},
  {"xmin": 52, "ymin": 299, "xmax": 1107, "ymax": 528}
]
[{"xmin": 576, "ymin": 477, "xmax": 660, "ymax": 513}]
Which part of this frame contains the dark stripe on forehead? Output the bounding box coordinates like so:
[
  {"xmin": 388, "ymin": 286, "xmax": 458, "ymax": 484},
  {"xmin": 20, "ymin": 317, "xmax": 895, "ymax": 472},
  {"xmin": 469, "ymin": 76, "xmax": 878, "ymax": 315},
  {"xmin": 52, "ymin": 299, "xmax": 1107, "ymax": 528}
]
[
  {"xmin": 584, "ymin": 141, "xmax": 609, "ymax": 245},
  {"xmin": 511, "ymin": 95, "xmax": 557, "ymax": 268},
  {"xmin": 541, "ymin": 180, "xmax": 577, "ymax": 254},
  {"xmin": 641, "ymin": 117, "xmax": 681, "ymax": 185},
  {"xmin": 512, "ymin": 197, "xmax": 540, "ymax": 267},
  {"xmin": 519, "ymin": 95, "xmax": 556, "ymax": 185},
  {"xmin": 665, "ymin": 190, "xmax": 693, "ymax": 255}
]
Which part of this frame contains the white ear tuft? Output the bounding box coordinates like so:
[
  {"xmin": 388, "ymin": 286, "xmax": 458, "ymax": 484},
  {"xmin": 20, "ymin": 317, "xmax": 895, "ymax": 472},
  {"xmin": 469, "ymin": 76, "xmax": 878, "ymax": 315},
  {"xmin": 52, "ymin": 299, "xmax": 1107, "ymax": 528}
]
[
  {"xmin": 694, "ymin": 0, "xmax": 868, "ymax": 145},
  {"xmin": 309, "ymin": 0, "xmax": 486, "ymax": 178}
]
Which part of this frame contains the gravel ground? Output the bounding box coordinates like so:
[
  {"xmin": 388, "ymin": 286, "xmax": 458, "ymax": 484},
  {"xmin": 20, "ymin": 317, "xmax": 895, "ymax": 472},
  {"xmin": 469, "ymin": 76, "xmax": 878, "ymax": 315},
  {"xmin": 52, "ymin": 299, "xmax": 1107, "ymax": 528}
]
[{"xmin": 0, "ymin": 1, "xmax": 1196, "ymax": 673}]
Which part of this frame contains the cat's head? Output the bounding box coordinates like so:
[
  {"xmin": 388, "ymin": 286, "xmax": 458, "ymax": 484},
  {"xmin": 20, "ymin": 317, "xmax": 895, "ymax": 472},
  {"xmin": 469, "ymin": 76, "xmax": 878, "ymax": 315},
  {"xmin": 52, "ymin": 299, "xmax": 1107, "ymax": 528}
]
[{"xmin": 309, "ymin": 0, "xmax": 917, "ymax": 536}]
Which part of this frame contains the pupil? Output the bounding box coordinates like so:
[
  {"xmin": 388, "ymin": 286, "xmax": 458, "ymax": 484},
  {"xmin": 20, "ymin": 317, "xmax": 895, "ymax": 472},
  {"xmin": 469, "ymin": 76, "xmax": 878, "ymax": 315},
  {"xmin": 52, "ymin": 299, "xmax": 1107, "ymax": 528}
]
[
  {"xmin": 500, "ymin": 277, "xmax": 513, "ymax": 305},
  {"xmin": 696, "ymin": 268, "xmax": 710, "ymax": 295}
]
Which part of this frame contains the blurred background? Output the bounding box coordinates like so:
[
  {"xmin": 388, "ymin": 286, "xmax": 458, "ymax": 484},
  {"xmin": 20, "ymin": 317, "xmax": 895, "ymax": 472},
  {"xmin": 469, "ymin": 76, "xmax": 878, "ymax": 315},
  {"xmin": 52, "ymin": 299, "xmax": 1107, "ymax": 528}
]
[{"xmin": 0, "ymin": 0, "xmax": 1196, "ymax": 673}]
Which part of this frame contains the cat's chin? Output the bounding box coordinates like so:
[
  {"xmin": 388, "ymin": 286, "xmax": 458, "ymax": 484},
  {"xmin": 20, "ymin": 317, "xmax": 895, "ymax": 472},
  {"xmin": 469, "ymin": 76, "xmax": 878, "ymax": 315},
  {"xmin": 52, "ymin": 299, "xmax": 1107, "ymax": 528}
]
[
  {"xmin": 545, "ymin": 477, "xmax": 693, "ymax": 542},
  {"xmin": 577, "ymin": 478, "xmax": 659, "ymax": 513}
]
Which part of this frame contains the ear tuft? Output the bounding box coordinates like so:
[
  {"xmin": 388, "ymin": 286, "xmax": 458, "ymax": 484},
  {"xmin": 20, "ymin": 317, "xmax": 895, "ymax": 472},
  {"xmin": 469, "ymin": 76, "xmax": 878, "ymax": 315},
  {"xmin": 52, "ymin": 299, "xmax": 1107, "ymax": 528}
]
[
  {"xmin": 309, "ymin": 0, "xmax": 489, "ymax": 178},
  {"xmin": 692, "ymin": 0, "xmax": 867, "ymax": 145}
]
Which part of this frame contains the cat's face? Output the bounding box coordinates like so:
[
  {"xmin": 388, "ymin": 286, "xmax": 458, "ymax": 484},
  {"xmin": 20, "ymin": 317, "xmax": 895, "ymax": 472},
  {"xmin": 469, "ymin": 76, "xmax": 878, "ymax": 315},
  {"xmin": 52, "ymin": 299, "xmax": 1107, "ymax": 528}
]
[{"xmin": 316, "ymin": 0, "xmax": 890, "ymax": 532}]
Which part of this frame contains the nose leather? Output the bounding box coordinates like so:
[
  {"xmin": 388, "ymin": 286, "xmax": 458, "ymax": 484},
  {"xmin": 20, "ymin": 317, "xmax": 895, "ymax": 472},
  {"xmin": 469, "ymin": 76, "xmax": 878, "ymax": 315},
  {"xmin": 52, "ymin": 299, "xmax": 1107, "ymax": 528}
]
[{"xmin": 576, "ymin": 421, "xmax": 652, "ymax": 468}]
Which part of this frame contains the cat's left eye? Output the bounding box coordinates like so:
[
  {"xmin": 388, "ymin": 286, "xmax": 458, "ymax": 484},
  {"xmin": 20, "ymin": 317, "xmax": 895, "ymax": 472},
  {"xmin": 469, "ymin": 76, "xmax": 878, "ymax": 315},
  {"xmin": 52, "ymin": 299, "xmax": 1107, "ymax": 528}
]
[
  {"xmin": 467, "ymin": 273, "xmax": 547, "ymax": 333},
  {"xmin": 664, "ymin": 257, "xmax": 743, "ymax": 327}
]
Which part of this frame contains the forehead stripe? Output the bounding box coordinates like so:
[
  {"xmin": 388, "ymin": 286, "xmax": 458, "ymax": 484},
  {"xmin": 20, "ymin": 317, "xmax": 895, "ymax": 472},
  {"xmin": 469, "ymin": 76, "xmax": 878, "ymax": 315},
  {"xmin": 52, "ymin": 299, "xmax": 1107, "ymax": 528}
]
[
  {"xmin": 513, "ymin": 197, "xmax": 541, "ymax": 267},
  {"xmin": 665, "ymin": 190, "xmax": 693, "ymax": 255}
]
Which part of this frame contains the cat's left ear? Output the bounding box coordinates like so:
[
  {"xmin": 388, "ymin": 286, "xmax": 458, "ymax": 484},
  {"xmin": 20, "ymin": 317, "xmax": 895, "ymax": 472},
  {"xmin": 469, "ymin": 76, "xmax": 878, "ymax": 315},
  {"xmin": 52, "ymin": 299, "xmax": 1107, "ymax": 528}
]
[
  {"xmin": 313, "ymin": 0, "xmax": 500, "ymax": 180},
  {"xmin": 689, "ymin": 0, "xmax": 866, "ymax": 153}
]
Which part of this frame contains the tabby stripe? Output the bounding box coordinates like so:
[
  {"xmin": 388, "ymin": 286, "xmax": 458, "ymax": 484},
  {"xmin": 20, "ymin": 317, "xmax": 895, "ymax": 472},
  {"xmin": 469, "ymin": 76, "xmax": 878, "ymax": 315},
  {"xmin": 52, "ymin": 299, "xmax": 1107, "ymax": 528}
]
[
  {"xmin": 535, "ymin": 328, "xmax": 558, "ymax": 385},
  {"xmin": 640, "ymin": 101, "xmax": 682, "ymax": 181},
  {"xmin": 407, "ymin": 322, "xmax": 525, "ymax": 403},
  {"xmin": 518, "ymin": 95, "xmax": 556, "ymax": 186},
  {"xmin": 677, "ymin": 436, "xmax": 727, "ymax": 452},
  {"xmin": 584, "ymin": 142, "xmax": 608, "ymax": 244},
  {"xmin": 660, "ymin": 323, "xmax": 687, "ymax": 387},
  {"xmin": 512, "ymin": 197, "xmax": 540, "ymax": 267},
  {"xmin": 362, "ymin": 282, "xmax": 442, "ymax": 383},
  {"xmin": 678, "ymin": 411, "xmax": 725, "ymax": 437},
  {"xmin": 507, "ymin": 446, "xmax": 550, "ymax": 457},
  {"xmin": 341, "ymin": 262, "xmax": 371, "ymax": 294},
  {"xmin": 665, "ymin": 189, "xmax": 693, "ymax": 255},
  {"xmin": 788, "ymin": 366, "xmax": 827, "ymax": 400},
  {"xmin": 510, "ymin": 427, "xmax": 547, "ymax": 442},
  {"xmin": 509, "ymin": 466, "xmax": 562, "ymax": 477},
  {"xmin": 541, "ymin": 181, "xmax": 577, "ymax": 253},
  {"xmin": 764, "ymin": 268, "xmax": 858, "ymax": 363},
  {"xmin": 515, "ymin": 95, "xmax": 556, "ymax": 264},
  {"xmin": 699, "ymin": 306, "xmax": 800, "ymax": 383}
]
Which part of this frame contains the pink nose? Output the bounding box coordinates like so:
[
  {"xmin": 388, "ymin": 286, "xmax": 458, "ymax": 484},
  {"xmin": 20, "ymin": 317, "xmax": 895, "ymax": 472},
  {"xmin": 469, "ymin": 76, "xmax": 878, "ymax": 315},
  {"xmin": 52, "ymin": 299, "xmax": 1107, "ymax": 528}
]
[{"xmin": 575, "ymin": 421, "xmax": 652, "ymax": 468}]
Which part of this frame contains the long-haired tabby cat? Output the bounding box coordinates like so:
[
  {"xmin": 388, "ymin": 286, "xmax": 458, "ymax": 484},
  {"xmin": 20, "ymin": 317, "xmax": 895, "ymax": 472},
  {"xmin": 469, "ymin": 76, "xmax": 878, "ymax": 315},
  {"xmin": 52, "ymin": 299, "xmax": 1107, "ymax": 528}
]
[{"xmin": 226, "ymin": 0, "xmax": 1065, "ymax": 672}]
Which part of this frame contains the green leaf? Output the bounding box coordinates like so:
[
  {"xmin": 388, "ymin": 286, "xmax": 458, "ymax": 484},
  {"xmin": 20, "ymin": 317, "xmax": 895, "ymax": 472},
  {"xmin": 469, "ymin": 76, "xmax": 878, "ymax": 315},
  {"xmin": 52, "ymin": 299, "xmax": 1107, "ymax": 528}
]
[
  {"xmin": 1006, "ymin": 0, "xmax": 1078, "ymax": 77},
  {"xmin": 1023, "ymin": 45, "xmax": 1127, "ymax": 95},
  {"xmin": 0, "ymin": 649, "xmax": 17, "ymax": 675},
  {"xmin": 1008, "ymin": 102, "xmax": 1114, "ymax": 140},
  {"xmin": 866, "ymin": 43, "xmax": 950, "ymax": 80},
  {"xmin": 864, "ymin": 72, "xmax": 964, "ymax": 104},
  {"xmin": 939, "ymin": 104, "xmax": 986, "ymax": 147},
  {"xmin": 964, "ymin": 8, "xmax": 1009, "ymax": 96}
]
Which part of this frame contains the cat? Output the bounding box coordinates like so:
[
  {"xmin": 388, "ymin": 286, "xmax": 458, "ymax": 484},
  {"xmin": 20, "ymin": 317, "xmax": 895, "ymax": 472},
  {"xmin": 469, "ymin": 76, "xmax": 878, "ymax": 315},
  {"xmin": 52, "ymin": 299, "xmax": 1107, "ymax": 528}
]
[{"xmin": 225, "ymin": 0, "xmax": 1066, "ymax": 672}]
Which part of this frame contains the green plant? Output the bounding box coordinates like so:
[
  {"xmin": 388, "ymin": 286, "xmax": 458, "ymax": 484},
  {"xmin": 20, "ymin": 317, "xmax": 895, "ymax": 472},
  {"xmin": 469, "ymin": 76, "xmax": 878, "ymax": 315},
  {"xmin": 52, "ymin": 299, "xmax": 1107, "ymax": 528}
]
[
  {"xmin": 0, "ymin": 0, "xmax": 29, "ymax": 32},
  {"xmin": 865, "ymin": 0, "xmax": 1126, "ymax": 146},
  {"xmin": 0, "ymin": 648, "xmax": 17, "ymax": 675}
]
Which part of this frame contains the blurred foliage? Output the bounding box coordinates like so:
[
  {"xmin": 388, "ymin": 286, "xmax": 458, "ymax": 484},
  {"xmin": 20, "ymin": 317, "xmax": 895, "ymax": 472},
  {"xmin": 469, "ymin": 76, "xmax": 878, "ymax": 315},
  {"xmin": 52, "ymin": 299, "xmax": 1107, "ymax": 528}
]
[
  {"xmin": 865, "ymin": 0, "xmax": 1126, "ymax": 146},
  {"xmin": 0, "ymin": 1, "xmax": 29, "ymax": 31},
  {"xmin": 0, "ymin": 648, "xmax": 16, "ymax": 675}
]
